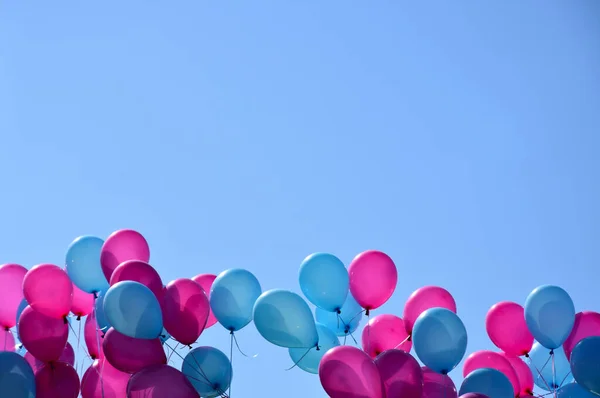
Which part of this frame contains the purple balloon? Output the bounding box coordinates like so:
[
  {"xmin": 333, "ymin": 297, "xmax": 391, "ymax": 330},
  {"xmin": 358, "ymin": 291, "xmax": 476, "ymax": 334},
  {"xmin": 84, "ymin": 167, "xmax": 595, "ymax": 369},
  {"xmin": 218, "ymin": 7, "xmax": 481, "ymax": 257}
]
[
  {"xmin": 127, "ymin": 365, "xmax": 199, "ymax": 398},
  {"xmin": 19, "ymin": 305, "xmax": 68, "ymax": 363},
  {"xmin": 101, "ymin": 230, "xmax": 150, "ymax": 282},
  {"xmin": 422, "ymin": 366, "xmax": 458, "ymax": 398},
  {"xmin": 109, "ymin": 260, "xmax": 163, "ymax": 299},
  {"xmin": 162, "ymin": 278, "xmax": 210, "ymax": 346},
  {"xmin": 375, "ymin": 349, "xmax": 423, "ymax": 398},
  {"xmin": 81, "ymin": 359, "xmax": 131, "ymax": 398},
  {"xmin": 35, "ymin": 362, "xmax": 80, "ymax": 398},
  {"xmin": 102, "ymin": 328, "xmax": 166, "ymax": 374}
]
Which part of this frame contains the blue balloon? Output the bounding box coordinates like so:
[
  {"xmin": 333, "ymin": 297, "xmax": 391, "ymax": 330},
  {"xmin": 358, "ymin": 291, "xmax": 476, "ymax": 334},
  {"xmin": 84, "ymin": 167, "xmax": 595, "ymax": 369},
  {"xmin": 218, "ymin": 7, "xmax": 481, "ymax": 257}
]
[
  {"xmin": 15, "ymin": 299, "xmax": 28, "ymax": 337},
  {"xmin": 210, "ymin": 269, "xmax": 262, "ymax": 332},
  {"xmin": 159, "ymin": 328, "xmax": 171, "ymax": 345},
  {"xmin": 528, "ymin": 342, "xmax": 573, "ymax": 391},
  {"xmin": 0, "ymin": 351, "xmax": 36, "ymax": 398},
  {"xmin": 460, "ymin": 368, "xmax": 514, "ymax": 398},
  {"xmin": 299, "ymin": 253, "xmax": 349, "ymax": 312},
  {"xmin": 557, "ymin": 383, "xmax": 599, "ymax": 398},
  {"xmin": 525, "ymin": 285, "xmax": 575, "ymax": 349},
  {"xmin": 315, "ymin": 292, "xmax": 363, "ymax": 336},
  {"xmin": 253, "ymin": 289, "xmax": 318, "ymax": 348},
  {"xmin": 182, "ymin": 346, "xmax": 232, "ymax": 397},
  {"xmin": 65, "ymin": 236, "xmax": 109, "ymax": 294},
  {"xmin": 412, "ymin": 307, "xmax": 467, "ymax": 374},
  {"xmin": 103, "ymin": 281, "xmax": 163, "ymax": 339},
  {"xmin": 571, "ymin": 336, "xmax": 600, "ymax": 395},
  {"xmin": 289, "ymin": 323, "xmax": 340, "ymax": 374},
  {"xmin": 94, "ymin": 289, "xmax": 111, "ymax": 332}
]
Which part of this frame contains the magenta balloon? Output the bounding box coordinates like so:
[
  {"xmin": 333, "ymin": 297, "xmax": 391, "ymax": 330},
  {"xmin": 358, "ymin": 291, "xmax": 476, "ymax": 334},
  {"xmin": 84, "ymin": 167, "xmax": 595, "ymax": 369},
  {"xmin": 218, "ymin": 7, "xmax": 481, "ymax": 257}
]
[
  {"xmin": 0, "ymin": 329, "xmax": 15, "ymax": 352},
  {"xmin": 127, "ymin": 364, "xmax": 199, "ymax": 398},
  {"xmin": 71, "ymin": 283, "xmax": 94, "ymax": 317},
  {"xmin": 319, "ymin": 345, "xmax": 385, "ymax": 398},
  {"xmin": 191, "ymin": 274, "xmax": 218, "ymax": 328},
  {"xmin": 0, "ymin": 263, "xmax": 28, "ymax": 328},
  {"xmin": 362, "ymin": 314, "xmax": 412, "ymax": 358},
  {"xmin": 84, "ymin": 310, "xmax": 104, "ymax": 360},
  {"xmin": 19, "ymin": 305, "xmax": 68, "ymax": 363},
  {"xmin": 109, "ymin": 260, "xmax": 163, "ymax": 299},
  {"xmin": 25, "ymin": 341, "xmax": 75, "ymax": 372},
  {"xmin": 422, "ymin": 367, "xmax": 457, "ymax": 398},
  {"xmin": 374, "ymin": 349, "xmax": 423, "ymax": 398},
  {"xmin": 460, "ymin": 394, "xmax": 490, "ymax": 398},
  {"xmin": 81, "ymin": 359, "xmax": 130, "ymax": 398},
  {"xmin": 403, "ymin": 286, "xmax": 457, "ymax": 334},
  {"xmin": 500, "ymin": 352, "xmax": 533, "ymax": 397},
  {"xmin": 348, "ymin": 250, "xmax": 397, "ymax": 312},
  {"xmin": 100, "ymin": 229, "xmax": 150, "ymax": 282},
  {"xmin": 162, "ymin": 278, "xmax": 210, "ymax": 346},
  {"xmin": 102, "ymin": 327, "xmax": 166, "ymax": 374},
  {"xmin": 486, "ymin": 302, "xmax": 533, "ymax": 356},
  {"xmin": 23, "ymin": 264, "xmax": 73, "ymax": 319},
  {"xmin": 563, "ymin": 311, "xmax": 600, "ymax": 360},
  {"xmin": 35, "ymin": 362, "xmax": 80, "ymax": 398},
  {"xmin": 463, "ymin": 350, "xmax": 520, "ymax": 397}
]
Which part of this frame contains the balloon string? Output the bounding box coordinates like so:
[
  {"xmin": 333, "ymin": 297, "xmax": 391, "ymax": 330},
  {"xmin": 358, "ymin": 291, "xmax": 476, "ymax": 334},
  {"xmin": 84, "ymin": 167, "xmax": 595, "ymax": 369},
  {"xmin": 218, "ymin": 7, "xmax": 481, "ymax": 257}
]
[
  {"xmin": 93, "ymin": 295, "xmax": 106, "ymax": 398},
  {"xmin": 366, "ymin": 312, "xmax": 371, "ymax": 356},
  {"xmin": 343, "ymin": 334, "xmax": 347, "ymax": 346},
  {"xmin": 559, "ymin": 370, "xmax": 572, "ymax": 387},
  {"xmin": 3, "ymin": 330, "xmax": 6, "ymax": 351},
  {"xmin": 551, "ymin": 350, "xmax": 556, "ymax": 397},
  {"xmin": 167, "ymin": 342, "xmax": 180, "ymax": 365},
  {"xmin": 526, "ymin": 353, "xmax": 553, "ymax": 392},
  {"xmin": 347, "ymin": 309, "xmax": 365, "ymax": 324},
  {"xmin": 348, "ymin": 332, "xmax": 358, "ymax": 345},
  {"xmin": 393, "ymin": 334, "xmax": 410, "ymax": 350},
  {"xmin": 285, "ymin": 347, "xmax": 312, "ymax": 371},
  {"xmin": 228, "ymin": 332, "xmax": 233, "ymax": 398},
  {"xmin": 232, "ymin": 333, "xmax": 257, "ymax": 358},
  {"xmin": 76, "ymin": 318, "xmax": 82, "ymax": 378}
]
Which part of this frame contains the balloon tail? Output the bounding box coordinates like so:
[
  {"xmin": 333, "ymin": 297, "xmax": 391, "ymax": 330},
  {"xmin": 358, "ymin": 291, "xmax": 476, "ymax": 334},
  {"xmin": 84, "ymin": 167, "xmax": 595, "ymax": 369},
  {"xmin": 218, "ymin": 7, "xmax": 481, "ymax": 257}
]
[
  {"xmin": 232, "ymin": 332, "xmax": 258, "ymax": 358},
  {"xmin": 343, "ymin": 334, "xmax": 347, "ymax": 346},
  {"xmin": 285, "ymin": 347, "xmax": 311, "ymax": 371},
  {"xmin": 366, "ymin": 312, "xmax": 371, "ymax": 356},
  {"xmin": 551, "ymin": 350, "xmax": 556, "ymax": 397}
]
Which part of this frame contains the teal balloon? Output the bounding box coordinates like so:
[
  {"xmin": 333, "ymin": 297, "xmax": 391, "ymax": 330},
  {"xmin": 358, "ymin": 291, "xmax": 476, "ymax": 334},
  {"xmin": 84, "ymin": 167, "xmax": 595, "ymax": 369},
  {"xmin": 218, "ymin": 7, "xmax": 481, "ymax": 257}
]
[
  {"xmin": 94, "ymin": 289, "xmax": 111, "ymax": 332},
  {"xmin": 299, "ymin": 253, "xmax": 349, "ymax": 312},
  {"xmin": 103, "ymin": 281, "xmax": 163, "ymax": 339},
  {"xmin": 0, "ymin": 352, "xmax": 35, "ymax": 398},
  {"xmin": 412, "ymin": 307, "xmax": 467, "ymax": 374},
  {"xmin": 528, "ymin": 343, "xmax": 572, "ymax": 390},
  {"xmin": 460, "ymin": 368, "xmax": 514, "ymax": 398},
  {"xmin": 65, "ymin": 236, "xmax": 109, "ymax": 294},
  {"xmin": 557, "ymin": 383, "xmax": 599, "ymax": 398},
  {"xmin": 571, "ymin": 336, "xmax": 600, "ymax": 395},
  {"xmin": 253, "ymin": 289, "xmax": 318, "ymax": 348},
  {"xmin": 210, "ymin": 269, "xmax": 262, "ymax": 332},
  {"xmin": 315, "ymin": 292, "xmax": 362, "ymax": 336},
  {"xmin": 15, "ymin": 299, "xmax": 27, "ymax": 337},
  {"xmin": 288, "ymin": 323, "xmax": 340, "ymax": 374},
  {"xmin": 525, "ymin": 285, "xmax": 575, "ymax": 349},
  {"xmin": 182, "ymin": 346, "xmax": 232, "ymax": 397}
]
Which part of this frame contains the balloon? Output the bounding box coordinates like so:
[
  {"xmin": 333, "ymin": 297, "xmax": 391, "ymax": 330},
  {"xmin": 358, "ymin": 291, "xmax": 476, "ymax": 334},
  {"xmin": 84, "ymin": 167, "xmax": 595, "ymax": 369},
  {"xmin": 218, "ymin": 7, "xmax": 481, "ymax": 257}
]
[
  {"xmin": 100, "ymin": 229, "xmax": 150, "ymax": 282},
  {"xmin": 0, "ymin": 264, "xmax": 28, "ymax": 329},
  {"xmin": 315, "ymin": 292, "xmax": 363, "ymax": 337},
  {"xmin": 413, "ymin": 308, "xmax": 467, "ymax": 374},
  {"xmin": 463, "ymin": 351, "xmax": 520, "ymax": 397},
  {"xmin": 563, "ymin": 312, "xmax": 600, "ymax": 360},
  {"xmin": 374, "ymin": 349, "xmax": 423, "ymax": 398},
  {"xmin": 18, "ymin": 306, "xmax": 68, "ymax": 363},
  {"xmin": 84, "ymin": 310, "xmax": 104, "ymax": 360},
  {"xmin": 210, "ymin": 269, "xmax": 262, "ymax": 332},
  {"xmin": 422, "ymin": 366, "xmax": 458, "ymax": 398},
  {"xmin": 71, "ymin": 283, "xmax": 94, "ymax": 318},
  {"xmin": 460, "ymin": 368, "xmax": 514, "ymax": 398},
  {"xmin": 486, "ymin": 302, "xmax": 533, "ymax": 356},
  {"xmin": 528, "ymin": 342, "xmax": 572, "ymax": 391},
  {"xmin": 299, "ymin": 253, "xmax": 349, "ymax": 312},
  {"xmin": 0, "ymin": 351, "xmax": 36, "ymax": 398},
  {"xmin": 102, "ymin": 328, "xmax": 166, "ymax": 374},
  {"xmin": 127, "ymin": 365, "xmax": 199, "ymax": 398},
  {"xmin": 103, "ymin": 281, "xmax": 163, "ymax": 339},
  {"xmin": 557, "ymin": 383, "xmax": 599, "ymax": 398},
  {"xmin": 318, "ymin": 345, "xmax": 384, "ymax": 398},
  {"xmin": 182, "ymin": 346, "xmax": 232, "ymax": 397},
  {"xmin": 22, "ymin": 264, "xmax": 73, "ymax": 320},
  {"xmin": 25, "ymin": 343, "xmax": 74, "ymax": 372},
  {"xmin": 362, "ymin": 314, "xmax": 412, "ymax": 358},
  {"xmin": 162, "ymin": 278, "xmax": 210, "ymax": 345},
  {"xmin": 499, "ymin": 353, "xmax": 533, "ymax": 397},
  {"xmin": 34, "ymin": 362, "xmax": 80, "ymax": 398},
  {"xmin": 109, "ymin": 260, "xmax": 163, "ymax": 299},
  {"xmin": 0, "ymin": 329, "xmax": 15, "ymax": 352},
  {"xmin": 191, "ymin": 274, "xmax": 218, "ymax": 329},
  {"xmin": 524, "ymin": 285, "xmax": 575, "ymax": 349},
  {"xmin": 253, "ymin": 289, "xmax": 318, "ymax": 348},
  {"xmin": 403, "ymin": 286, "xmax": 457, "ymax": 335},
  {"xmin": 570, "ymin": 336, "xmax": 600, "ymax": 395},
  {"xmin": 93, "ymin": 290, "xmax": 111, "ymax": 332},
  {"xmin": 348, "ymin": 250, "xmax": 397, "ymax": 312},
  {"xmin": 289, "ymin": 323, "xmax": 340, "ymax": 374},
  {"xmin": 65, "ymin": 236, "xmax": 109, "ymax": 294},
  {"xmin": 15, "ymin": 298, "xmax": 28, "ymax": 336},
  {"xmin": 81, "ymin": 359, "xmax": 130, "ymax": 398}
]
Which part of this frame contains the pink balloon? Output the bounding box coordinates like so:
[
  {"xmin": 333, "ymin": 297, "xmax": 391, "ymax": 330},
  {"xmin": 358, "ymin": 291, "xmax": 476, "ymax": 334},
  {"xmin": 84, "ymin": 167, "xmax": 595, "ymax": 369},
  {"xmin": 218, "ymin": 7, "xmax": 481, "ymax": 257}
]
[
  {"xmin": 319, "ymin": 345, "xmax": 384, "ymax": 398},
  {"xmin": 23, "ymin": 264, "xmax": 73, "ymax": 319},
  {"xmin": 0, "ymin": 263, "xmax": 28, "ymax": 328},
  {"xmin": 362, "ymin": 314, "xmax": 412, "ymax": 358},
  {"xmin": 403, "ymin": 286, "xmax": 457, "ymax": 335},
  {"xmin": 500, "ymin": 353, "xmax": 533, "ymax": 397},
  {"xmin": 0, "ymin": 329, "xmax": 15, "ymax": 352},
  {"xmin": 84, "ymin": 310, "xmax": 104, "ymax": 360},
  {"xmin": 422, "ymin": 367, "xmax": 457, "ymax": 398},
  {"xmin": 162, "ymin": 278, "xmax": 209, "ymax": 346},
  {"xmin": 71, "ymin": 283, "xmax": 94, "ymax": 318},
  {"xmin": 463, "ymin": 350, "xmax": 520, "ymax": 397},
  {"xmin": 127, "ymin": 364, "xmax": 199, "ymax": 398},
  {"xmin": 35, "ymin": 362, "xmax": 80, "ymax": 398},
  {"xmin": 486, "ymin": 302, "xmax": 533, "ymax": 356},
  {"xmin": 563, "ymin": 311, "xmax": 600, "ymax": 360},
  {"xmin": 25, "ymin": 343, "xmax": 74, "ymax": 371},
  {"xmin": 100, "ymin": 229, "xmax": 150, "ymax": 282},
  {"xmin": 19, "ymin": 305, "xmax": 68, "ymax": 363},
  {"xmin": 348, "ymin": 250, "xmax": 397, "ymax": 312},
  {"xmin": 374, "ymin": 349, "xmax": 423, "ymax": 398},
  {"xmin": 81, "ymin": 359, "xmax": 130, "ymax": 398},
  {"xmin": 109, "ymin": 260, "xmax": 163, "ymax": 299},
  {"xmin": 102, "ymin": 327, "xmax": 166, "ymax": 374},
  {"xmin": 191, "ymin": 274, "xmax": 218, "ymax": 328}
]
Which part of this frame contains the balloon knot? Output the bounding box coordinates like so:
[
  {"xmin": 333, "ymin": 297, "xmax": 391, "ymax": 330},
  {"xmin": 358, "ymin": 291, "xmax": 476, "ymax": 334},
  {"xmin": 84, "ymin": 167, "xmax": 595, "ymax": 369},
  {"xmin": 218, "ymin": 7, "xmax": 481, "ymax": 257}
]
[
  {"xmin": 365, "ymin": 309, "xmax": 370, "ymax": 316},
  {"xmin": 316, "ymin": 345, "xmax": 320, "ymax": 351},
  {"xmin": 76, "ymin": 315, "xmax": 81, "ymax": 321},
  {"xmin": 336, "ymin": 309, "xmax": 341, "ymax": 314},
  {"xmin": 3, "ymin": 326, "xmax": 9, "ymax": 331},
  {"xmin": 188, "ymin": 345, "xmax": 193, "ymax": 350},
  {"xmin": 93, "ymin": 292, "xmax": 98, "ymax": 299},
  {"xmin": 441, "ymin": 369, "xmax": 448, "ymax": 375},
  {"xmin": 549, "ymin": 349, "xmax": 554, "ymax": 355},
  {"xmin": 63, "ymin": 317, "xmax": 68, "ymax": 324},
  {"xmin": 230, "ymin": 330, "xmax": 234, "ymax": 335},
  {"xmin": 524, "ymin": 353, "xmax": 529, "ymax": 358},
  {"xmin": 407, "ymin": 335, "xmax": 412, "ymax": 342}
]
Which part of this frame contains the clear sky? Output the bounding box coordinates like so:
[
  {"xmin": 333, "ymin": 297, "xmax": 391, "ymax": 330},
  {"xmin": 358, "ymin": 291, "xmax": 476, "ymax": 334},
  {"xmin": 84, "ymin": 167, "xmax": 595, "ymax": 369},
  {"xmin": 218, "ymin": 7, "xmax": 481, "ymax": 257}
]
[{"xmin": 1, "ymin": 1, "xmax": 599, "ymax": 397}]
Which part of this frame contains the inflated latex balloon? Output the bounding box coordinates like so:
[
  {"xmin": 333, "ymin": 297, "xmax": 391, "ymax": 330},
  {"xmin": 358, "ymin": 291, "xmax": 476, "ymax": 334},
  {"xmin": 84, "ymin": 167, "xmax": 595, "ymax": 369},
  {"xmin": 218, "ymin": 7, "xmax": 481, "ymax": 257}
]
[
  {"xmin": 571, "ymin": 336, "xmax": 600, "ymax": 396},
  {"xmin": 0, "ymin": 329, "xmax": 15, "ymax": 352},
  {"xmin": 299, "ymin": 253, "xmax": 349, "ymax": 312},
  {"xmin": 463, "ymin": 350, "xmax": 519, "ymax": 397},
  {"xmin": 348, "ymin": 250, "xmax": 397, "ymax": 312},
  {"xmin": 109, "ymin": 260, "xmax": 163, "ymax": 299},
  {"xmin": 0, "ymin": 351, "xmax": 36, "ymax": 398},
  {"xmin": 0, "ymin": 264, "xmax": 28, "ymax": 329},
  {"xmin": 563, "ymin": 311, "xmax": 600, "ymax": 360},
  {"xmin": 34, "ymin": 362, "xmax": 80, "ymax": 398},
  {"xmin": 191, "ymin": 274, "xmax": 218, "ymax": 329},
  {"xmin": 102, "ymin": 328, "xmax": 166, "ymax": 374},
  {"xmin": 315, "ymin": 292, "xmax": 363, "ymax": 337},
  {"xmin": 422, "ymin": 366, "xmax": 457, "ymax": 398},
  {"xmin": 25, "ymin": 343, "xmax": 74, "ymax": 372},
  {"xmin": 362, "ymin": 314, "xmax": 411, "ymax": 358},
  {"xmin": 289, "ymin": 323, "xmax": 340, "ymax": 374},
  {"xmin": 162, "ymin": 278, "xmax": 210, "ymax": 345},
  {"xmin": 403, "ymin": 286, "xmax": 456, "ymax": 335},
  {"xmin": 100, "ymin": 229, "xmax": 150, "ymax": 282},
  {"xmin": 23, "ymin": 264, "xmax": 73, "ymax": 320},
  {"xmin": 556, "ymin": 382, "xmax": 599, "ymax": 398},
  {"xmin": 18, "ymin": 306, "xmax": 68, "ymax": 363},
  {"xmin": 182, "ymin": 346, "xmax": 232, "ymax": 397},
  {"xmin": 84, "ymin": 310, "xmax": 104, "ymax": 360},
  {"xmin": 528, "ymin": 343, "xmax": 572, "ymax": 390},
  {"xmin": 65, "ymin": 236, "xmax": 109, "ymax": 294},
  {"xmin": 374, "ymin": 349, "xmax": 423, "ymax": 398},
  {"xmin": 71, "ymin": 283, "xmax": 94, "ymax": 318},
  {"xmin": 460, "ymin": 368, "xmax": 514, "ymax": 398},
  {"xmin": 499, "ymin": 353, "xmax": 533, "ymax": 397},
  {"xmin": 210, "ymin": 269, "xmax": 262, "ymax": 332},
  {"xmin": 127, "ymin": 365, "xmax": 199, "ymax": 398},
  {"xmin": 81, "ymin": 359, "xmax": 130, "ymax": 398},
  {"xmin": 524, "ymin": 285, "xmax": 575, "ymax": 349},
  {"xmin": 486, "ymin": 302, "xmax": 533, "ymax": 356}
]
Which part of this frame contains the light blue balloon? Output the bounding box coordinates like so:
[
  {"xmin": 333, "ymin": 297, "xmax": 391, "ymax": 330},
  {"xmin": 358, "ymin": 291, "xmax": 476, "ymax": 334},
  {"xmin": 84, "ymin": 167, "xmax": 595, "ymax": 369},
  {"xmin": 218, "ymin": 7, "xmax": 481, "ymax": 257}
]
[
  {"xmin": 557, "ymin": 382, "xmax": 599, "ymax": 398},
  {"xmin": 299, "ymin": 253, "xmax": 349, "ymax": 312},
  {"xmin": 210, "ymin": 269, "xmax": 262, "ymax": 332},
  {"xmin": 94, "ymin": 289, "xmax": 111, "ymax": 332},
  {"xmin": 460, "ymin": 368, "xmax": 514, "ymax": 398},
  {"xmin": 159, "ymin": 328, "xmax": 171, "ymax": 345},
  {"xmin": 525, "ymin": 285, "xmax": 575, "ymax": 349},
  {"xmin": 182, "ymin": 346, "xmax": 232, "ymax": 397},
  {"xmin": 253, "ymin": 289, "xmax": 318, "ymax": 348},
  {"xmin": 0, "ymin": 351, "xmax": 35, "ymax": 398},
  {"xmin": 412, "ymin": 307, "xmax": 467, "ymax": 374},
  {"xmin": 571, "ymin": 336, "xmax": 600, "ymax": 395},
  {"xmin": 65, "ymin": 236, "xmax": 109, "ymax": 294},
  {"xmin": 528, "ymin": 342, "xmax": 573, "ymax": 391},
  {"xmin": 289, "ymin": 323, "xmax": 340, "ymax": 374},
  {"xmin": 315, "ymin": 292, "xmax": 363, "ymax": 336},
  {"xmin": 15, "ymin": 299, "xmax": 27, "ymax": 337},
  {"xmin": 103, "ymin": 281, "xmax": 163, "ymax": 339}
]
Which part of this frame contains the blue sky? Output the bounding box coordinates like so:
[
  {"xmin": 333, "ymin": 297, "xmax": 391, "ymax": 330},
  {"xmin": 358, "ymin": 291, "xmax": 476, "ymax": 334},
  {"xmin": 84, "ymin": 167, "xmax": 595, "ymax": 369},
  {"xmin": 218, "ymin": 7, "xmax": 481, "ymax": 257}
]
[{"xmin": 1, "ymin": 1, "xmax": 599, "ymax": 397}]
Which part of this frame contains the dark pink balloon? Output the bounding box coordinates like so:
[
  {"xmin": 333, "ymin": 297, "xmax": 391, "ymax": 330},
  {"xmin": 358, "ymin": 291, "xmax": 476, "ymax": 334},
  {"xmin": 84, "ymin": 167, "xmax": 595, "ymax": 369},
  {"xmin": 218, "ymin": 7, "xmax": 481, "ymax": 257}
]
[
  {"xmin": 19, "ymin": 305, "xmax": 68, "ymax": 363},
  {"xmin": 191, "ymin": 274, "xmax": 218, "ymax": 328},
  {"xmin": 23, "ymin": 264, "xmax": 73, "ymax": 319},
  {"xmin": 348, "ymin": 250, "xmax": 397, "ymax": 312},
  {"xmin": 100, "ymin": 229, "xmax": 150, "ymax": 282},
  {"xmin": 102, "ymin": 328, "xmax": 166, "ymax": 374},
  {"xmin": 25, "ymin": 342, "xmax": 75, "ymax": 371},
  {"xmin": 422, "ymin": 367, "xmax": 457, "ymax": 398},
  {"xmin": 500, "ymin": 352, "xmax": 533, "ymax": 397},
  {"xmin": 0, "ymin": 263, "xmax": 27, "ymax": 328},
  {"xmin": 563, "ymin": 311, "xmax": 600, "ymax": 360},
  {"xmin": 71, "ymin": 283, "xmax": 94, "ymax": 318},
  {"xmin": 460, "ymin": 394, "xmax": 489, "ymax": 398},
  {"xmin": 162, "ymin": 278, "xmax": 210, "ymax": 345},
  {"xmin": 463, "ymin": 350, "xmax": 519, "ymax": 397},
  {"xmin": 403, "ymin": 286, "xmax": 457, "ymax": 335},
  {"xmin": 35, "ymin": 362, "xmax": 80, "ymax": 398},
  {"xmin": 319, "ymin": 345, "xmax": 384, "ymax": 398},
  {"xmin": 375, "ymin": 349, "xmax": 423, "ymax": 398},
  {"xmin": 109, "ymin": 260, "xmax": 163, "ymax": 299},
  {"xmin": 81, "ymin": 359, "xmax": 130, "ymax": 398},
  {"xmin": 0, "ymin": 328, "xmax": 15, "ymax": 352},
  {"xmin": 486, "ymin": 302, "xmax": 533, "ymax": 356},
  {"xmin": 362, "ymin": 314, "xmax": 412, "ymax": 358},
  {"xmin": 127, "ymin": 364, "xmax": 199, "ymax": 398},
  {"xmin": 84, "ymin": 310, "xmax": 104, "ymax": 360}
]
